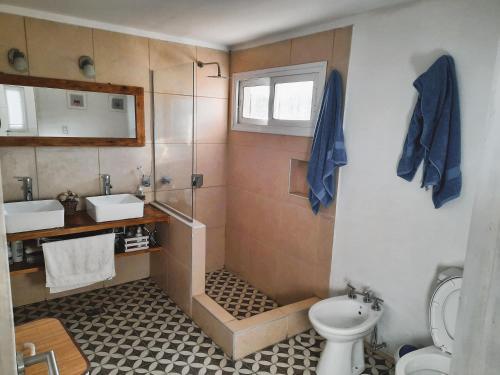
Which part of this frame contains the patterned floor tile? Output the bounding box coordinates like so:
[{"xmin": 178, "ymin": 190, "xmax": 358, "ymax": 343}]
[
  {"xmin": 13, "ymin": 278, "xmax": 394, "ymax": 375},
  {"xmin": 205, "ymin": 268, "xmax": 279, "ymax": 320}
]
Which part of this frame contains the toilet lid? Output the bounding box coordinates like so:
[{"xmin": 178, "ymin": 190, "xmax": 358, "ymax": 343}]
[{"xmin": 429, "ymin": 276, "xmax": 462, "ymax": 354}]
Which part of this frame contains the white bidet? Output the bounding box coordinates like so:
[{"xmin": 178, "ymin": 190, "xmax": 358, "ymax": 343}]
[{"xmin": 309, "ymin": 295, "xmax": 384, "ymax": 375}]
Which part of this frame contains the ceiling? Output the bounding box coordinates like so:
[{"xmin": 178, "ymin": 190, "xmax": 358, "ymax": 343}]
[{"xmin": 0, "ymin": 0, "xmax": 414, "ymax": 49}]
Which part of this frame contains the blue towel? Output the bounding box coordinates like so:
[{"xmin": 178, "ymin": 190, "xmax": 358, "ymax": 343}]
[
  {"xmin": 307, "ymin": 70, "xmax": 347, "ymax": 214},
  {"xmin": 397, "ymin": 55, "xmax": 461, "ymax": 208}
]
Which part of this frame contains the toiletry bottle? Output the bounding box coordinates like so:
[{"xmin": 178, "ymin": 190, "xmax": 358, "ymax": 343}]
[
  {"xmin": 8, "ymin": 242, "xmax": 12, "ymax": 265},
  {"xmin": 12, "ymin": 240, "xmax": 24, "ymax": 263}
]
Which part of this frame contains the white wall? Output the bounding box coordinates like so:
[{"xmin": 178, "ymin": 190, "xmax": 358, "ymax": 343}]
[
  {"xmin": 331, "ymin": 0, "xmax": 500, "ymax": 354},
  {"xmin": 451, "ymin": 38, "xmax": 500, "ymax": 375}
]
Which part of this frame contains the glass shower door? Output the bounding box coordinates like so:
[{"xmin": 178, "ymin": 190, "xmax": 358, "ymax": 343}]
[{"xmin": 152, "ymin": 62, "xmax": 195, "ymax": 221}]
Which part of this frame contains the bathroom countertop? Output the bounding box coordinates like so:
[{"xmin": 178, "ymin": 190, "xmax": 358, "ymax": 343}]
[{"xmin": 15, "ymin": 318, "xmax": 89, "ymax": 375}]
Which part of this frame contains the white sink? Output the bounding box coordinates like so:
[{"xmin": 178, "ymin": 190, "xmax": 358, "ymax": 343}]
[
  {"xmin": 4, "ymin": 200, "xmax": 65, "ymax": 233},
  {"xmin": 86, "ymin": 194, "xmax": 144, "ymax": 222}
]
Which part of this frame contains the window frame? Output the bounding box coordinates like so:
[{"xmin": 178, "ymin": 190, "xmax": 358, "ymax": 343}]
[
  {"xmin": 4, "ymin": 85, "xmax": 28, "ymax": 132},
  {"xmin": 231, "ymin": 61, "xmax": 327, "ymax": 137}
]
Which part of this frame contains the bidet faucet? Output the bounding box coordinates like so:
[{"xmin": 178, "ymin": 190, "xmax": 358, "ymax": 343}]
[
  {"xmin": 15, "ymin": 176, "xmax": 33, "ymax": 201},
  {"xmin": 101, "ymin": 174, "xmax": 112, "ymax": 195},
  {"xmin": 372, "ymin": 297, "xmax": 384, "ymax": 311},
  {"xmin": 347, "ymin": 283, "xmax": 357, "ymax": 299}
]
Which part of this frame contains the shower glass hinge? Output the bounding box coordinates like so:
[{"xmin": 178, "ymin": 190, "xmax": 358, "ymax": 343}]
[{"xmin": 192, "ymin": 174, "xmax": 204, "ymax": 189}]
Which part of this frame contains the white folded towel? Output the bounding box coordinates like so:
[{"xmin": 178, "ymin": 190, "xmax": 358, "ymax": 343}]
[{"xmin": 42, "ymin": 233, "xmax": 116, "ymax": 294}]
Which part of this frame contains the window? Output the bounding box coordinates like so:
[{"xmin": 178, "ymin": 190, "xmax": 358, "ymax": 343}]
[
  {"xmin": 5, "ymin": 86, "xmax": 27, "ymax": 131},
  {"xmin": 232, "ymin": 62, "xmax": 326, "ymax": 137}
]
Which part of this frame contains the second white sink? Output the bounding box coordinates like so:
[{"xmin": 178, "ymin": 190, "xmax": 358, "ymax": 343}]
[
  {"xmin": 86, "ymin": 194, "xmax": 144, "ymax": 222},
  {"xmin": 4, "ymin": 200, "xmax": 65, "ymax": 233}
]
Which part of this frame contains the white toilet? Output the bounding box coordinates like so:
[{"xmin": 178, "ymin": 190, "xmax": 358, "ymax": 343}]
[
  {"xmin": 309, "ymin": 295, "xmax": 383, "ymax": 375},
  {"xmin": 396, "ymin": 267, "xmax": 463, "ymax": 375}
]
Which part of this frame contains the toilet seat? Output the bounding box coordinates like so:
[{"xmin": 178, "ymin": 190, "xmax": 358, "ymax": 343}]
[
  {"xmin": 396, "ymin": 268, "xmax": 462, "ymax": 375},
  {"xmin": 429, "ymin": 273, "xmax": 462, "ymax": 354}
]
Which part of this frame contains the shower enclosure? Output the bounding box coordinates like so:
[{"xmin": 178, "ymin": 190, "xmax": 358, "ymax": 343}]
[{"xmin": 152, "ymin": 62, "xmax": 195, "ymax": 221}]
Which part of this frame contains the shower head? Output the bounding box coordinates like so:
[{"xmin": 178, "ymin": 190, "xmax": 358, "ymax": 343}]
[{"xmin": 197, "ymin": 60, "xmax": 227, "ymax": 79}]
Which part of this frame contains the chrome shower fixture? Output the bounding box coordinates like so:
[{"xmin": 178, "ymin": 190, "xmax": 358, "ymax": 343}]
[{"xmin": 196, "ymin": 61, "xmax": 227, "ymax": 79}]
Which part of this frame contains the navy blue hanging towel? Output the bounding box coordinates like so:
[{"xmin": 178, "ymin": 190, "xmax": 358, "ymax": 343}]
[
  {"xmin": 307, "ymin": 70, "xmax": 347, "ymax": 214},
  {"xmin": 397, "ymin": 55, "xmax": 461, "ymax": 208}
]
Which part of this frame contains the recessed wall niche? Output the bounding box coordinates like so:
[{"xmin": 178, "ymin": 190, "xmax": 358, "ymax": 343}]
[{"xmin": 289, "ymin": 158, "xmax": 309, "ymax": 198}]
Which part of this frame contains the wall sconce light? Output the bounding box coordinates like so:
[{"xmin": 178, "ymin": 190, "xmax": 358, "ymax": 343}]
[
  {"xmin": 78, "ymin": 56, "xmax": 95, "ymax": 78},
  {"xmin": 8, "ymin": 48, "xmax": 28, "ymax": 72}
]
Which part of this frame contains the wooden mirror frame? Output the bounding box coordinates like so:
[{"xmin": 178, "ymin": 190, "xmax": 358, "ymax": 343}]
[{"xmin": 0, "ymin": 73, "xmax": 145, "ymax": 147}]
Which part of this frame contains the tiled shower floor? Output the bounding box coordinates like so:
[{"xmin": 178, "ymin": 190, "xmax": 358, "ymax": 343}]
[
  {"xmin": 205, "ymin": 268, "xmax": 279, "ymax": 319},
  {"xmin": 13, "ymin": 278, "xmax": 394, "ymax": 374}
]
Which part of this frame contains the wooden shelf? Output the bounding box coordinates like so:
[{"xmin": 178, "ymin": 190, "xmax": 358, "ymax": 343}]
[
  {"xmin": 9, "ymin": 246, "xmax": 163, "ymax": 276},
  {"xmin": 6, "ymin": 204, "xmax": 169, "ymax": 242}
]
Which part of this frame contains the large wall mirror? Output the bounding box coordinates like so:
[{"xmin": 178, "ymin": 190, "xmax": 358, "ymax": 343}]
[{"xmin": 0, "ymin": 73, "xmax": 145, "ymax": 146}]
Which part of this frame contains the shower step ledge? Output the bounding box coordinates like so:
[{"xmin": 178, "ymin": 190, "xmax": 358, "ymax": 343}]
[{"xmin": 192, "ymin": 293, "xmax": 319, "ymax": 360}]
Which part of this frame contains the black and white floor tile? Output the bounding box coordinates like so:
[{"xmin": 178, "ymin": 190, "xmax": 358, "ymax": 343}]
[
  {"xmin": 205, "ymin": 269, "xmax": 279, "ymax": 320},
  {"xmin": 13, "ymin": 278, "xmax": 394, "ymax": 374}
]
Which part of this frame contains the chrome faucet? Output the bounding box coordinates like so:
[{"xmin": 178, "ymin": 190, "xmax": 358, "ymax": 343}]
[
  {"xmin": 15, "ymin": 176, "xmax": 33, "ymax": 201},
  {"xmin": 101, "ymin": 174, "xmax": 112, "ymax": 195},
  {"xmin": 16, "ymin": 350, "xmax": 60, "ymax": 375}
]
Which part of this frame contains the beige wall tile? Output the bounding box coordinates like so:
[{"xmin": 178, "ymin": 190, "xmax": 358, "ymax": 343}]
[
  {"xmin": 206, "ymin": 226, "xmax": 225, "ymax": 272},
  {"xmin": 227, "ymin": 144, "xmax": 290, "ymax": 200},
  {"xmin": 154, "ymin": 143, "xmax": 193, "ymax": 191},
  {"xmin": 154, "ymin": 93, "xmax": 194, "ymax": 144},
  {"xmin": 36, "ymin": 147, "xmax": 100, "ymax": 205},
  {"xmin": 196, "ymin": 97, "xmax": 228, "ymax": 144},
  {"xmin": 226, "ymin": 188, "xmax": 281, "ymax": 246},
  {"xmin": 98, "ymin": 145, "xmax": 153, "ymax": 195},
  {"xmin": 232, "ymin": 316, "xmax": 287, "ymax": 359},
  {"xmin": 246, "ymin": 236, "xmax": 278, "ymax": 300},
  {"xmin": 144, "ymin": 92, "xmax": 153, "ymax": 144},
  {"xmin": 104, "ymin": 254, "xmax": 150, "ymax": 287},
  {"xmin": 225, "ymin": 226, "xmax": 249, "ymax": 280},
  {"xmin": 0, "ymin": 147, "xmax": 38, "ymax": 202},
  {"xmin": 165, "ymin": 215, "xmax": 193, "ymax": 268},
  {"xmin": 282, "ymin": 297, "xmax": 319, "ymax": 337},
  {"xmin": 196, "ymin": 47, "xmax": 229, "ymax": 98},
  {"xmin": 150, "ymin": 39, "xmax": 196, "ymax": 71},
  {"xmin": 230, "ymin": 40, "xmax": 291, "ymax": 73},
  {"xmin": 194, "ymin": 186, "xmax": 226, "ymax": 228},
  {"xmin": 331, "ymin": 26, "xmax": 353, "ymax": 92},
  {"xmin": 192, "ymin": 297, "xmax": 234, "ymax": 355},
  {"xmin": 290, "ymin": 30, "xmax": 335, "ymax": 66},
  {"xmin": 166, "ymin": 253, "xmax": 192, "ymax": 315},
  {"xmin": 150, "ymin": 246, "xmax": 168, "ymax": 291},
  {"xmin": 0, "ymin": 13, "xmax": 27, "ymax": 75},
  {"xmin": 227, "ymin": 307, "xmax": 286, "ymax": 333},
  {"xmin": 275, "ymin": 254, "xmax": 316, "ymax": 305},
  {"xmin": 191, "ymin": 223, "xmax": 206, "ymax": 295},
  {"xmin": 155, "ymin": 189, "xmax": 193, "ymax": 217},
  {"xmin": 10, "ymin": 272, "xmax": 46, "ymax": 307},
  {"xmin": 196, "ymin": 143, "xmax": 226, "ymax": 187},
  {"xmin": 94, "ymin": 29, "xmax": 150, "ymax": 90},
  {"xmin": 152, "ymin": 62, "xmax": 194, "ymax": 95},
  {"xmin": 26, "ymin": 18, "xmax": 93, "ymax": 80},
  {"xmin": 276, "ymin": 202, "xmax": 320, "ymax": 263},
  {"xmin": 193, "ymin": 294, "xmax": 235, "ymax": 324}
]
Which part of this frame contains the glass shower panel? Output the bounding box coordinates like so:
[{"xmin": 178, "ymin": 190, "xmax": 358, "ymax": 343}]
[{"xmin": 152, "ymin": 63, "xmax": 195, "ymax": 220}]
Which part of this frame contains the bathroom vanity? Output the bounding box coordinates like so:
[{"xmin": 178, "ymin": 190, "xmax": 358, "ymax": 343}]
[{"xmin": 8, "ymin": 204, "xmax": 169, "ymax": 276}]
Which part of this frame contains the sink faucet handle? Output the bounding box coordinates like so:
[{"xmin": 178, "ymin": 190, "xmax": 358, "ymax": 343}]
[{"xmin": 15, "ymin": 176, "xmax": 31, "ymax": 181}]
